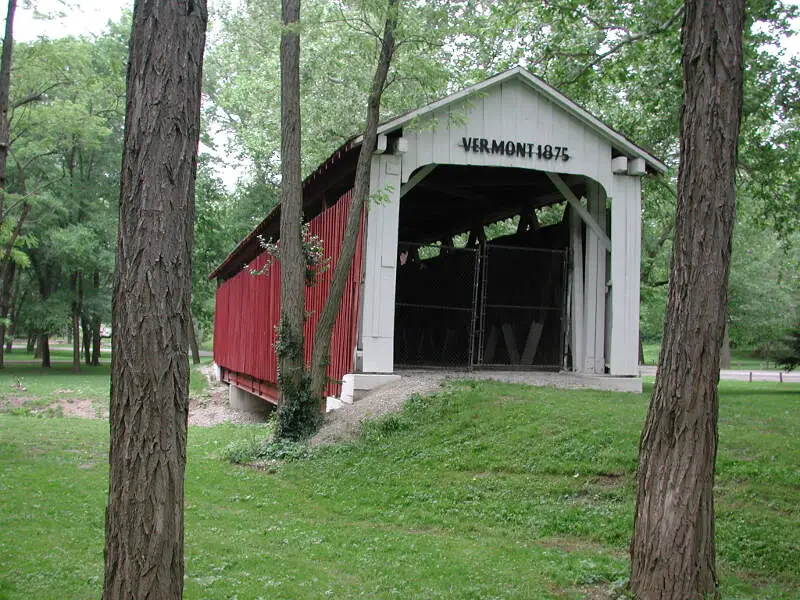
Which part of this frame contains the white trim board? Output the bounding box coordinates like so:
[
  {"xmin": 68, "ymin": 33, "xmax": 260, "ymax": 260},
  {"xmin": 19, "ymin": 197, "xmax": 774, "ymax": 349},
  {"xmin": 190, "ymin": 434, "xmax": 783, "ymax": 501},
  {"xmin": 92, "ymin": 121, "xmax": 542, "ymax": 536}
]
[{"xmin": 356, "ymin": 66, "xmax": 666, "ymax": 174}]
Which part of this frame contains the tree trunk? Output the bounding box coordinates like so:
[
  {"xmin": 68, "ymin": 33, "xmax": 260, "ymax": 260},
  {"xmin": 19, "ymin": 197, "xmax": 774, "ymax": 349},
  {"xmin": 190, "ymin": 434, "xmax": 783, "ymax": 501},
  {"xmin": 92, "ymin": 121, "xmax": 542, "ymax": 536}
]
[
  {"xmin": 188, "ymin": 310, "xmax": 200, "ymax": 364},
  {"xmin": 0, "ymin": 0, "xmax": 20, "ymax": 370},
  {"xmin": 39, "ymin": 333, "xmax": 49, "ymax": 368},
  {"xmin": 102, "ymin": 0, "xmax": 206, "ymax": 598},
  {"xmin": 274, "ymin": 0, "xmax": 311, "ymax": 439},
  {"xmin": 0, "ymin": 260, "xmax": 14, "ymax": 367},
  {"xmin": 720, "ymin": 322, "xmax": 731, "ymax": 369},
  {"xmin": 82, "ymin": 318, "xmax": 92, "ymax": 365},
  {"xmin": 310, "ymin": 0, "xmax": 400, "ymax": 401},
  {"xmin": 4, "ymin": 317, "xmax": 13, "ymax": 352},
  {"xmin": 71, "ymin": 272, "xmax": 81, "ymax": 373},
  {"xmin": 8, "ymin": 280, "xmax": 27, "ymax": 354},
  {"xmin": 630, "ymin": 2, "xmax": 745, "ymax": 599},
  {"xmin": 90, "ymin": 271, "xmax": 101, "ymax": 365},
  {"xmin": 27, "ymin": 332, "xmax": 35, "ymax": 354},
  {"xmin": 0, "ymin": 0, "xmax": 16, "ymax": 218},
  {"xmin": 0, "ymin": 0, "xmax": 26, "ymax": 362},
  {"xmin": 638, "ymin": 334, "xmax": 645, "ymax": 366},
  {"xmin": 91, "ymin": 317, "xmax": 101, "ymax": 365}
]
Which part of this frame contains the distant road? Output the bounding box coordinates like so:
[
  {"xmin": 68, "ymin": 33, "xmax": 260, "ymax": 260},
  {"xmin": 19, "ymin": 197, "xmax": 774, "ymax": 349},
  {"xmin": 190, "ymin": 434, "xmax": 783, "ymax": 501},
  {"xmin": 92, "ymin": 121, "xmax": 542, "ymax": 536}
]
[
  {"xmin": 9, "ymin": 343, "xmax": 213, "ymax": 359},
  {"xmin": 639, "ymin": 365, "xmax": 800, "ymax": 383}
]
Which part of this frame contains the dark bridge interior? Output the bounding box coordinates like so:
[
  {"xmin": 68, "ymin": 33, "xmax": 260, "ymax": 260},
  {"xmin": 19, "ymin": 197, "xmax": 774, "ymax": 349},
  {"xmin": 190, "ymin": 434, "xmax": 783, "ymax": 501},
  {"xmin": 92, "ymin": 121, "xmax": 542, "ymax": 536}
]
[
  {"xmin": 394, "ymin": 165, "xmax": 580, "ymax": 370},
  {"xmin": 397, "ymin": 164, "xmax": 586, "ymax": 245}
]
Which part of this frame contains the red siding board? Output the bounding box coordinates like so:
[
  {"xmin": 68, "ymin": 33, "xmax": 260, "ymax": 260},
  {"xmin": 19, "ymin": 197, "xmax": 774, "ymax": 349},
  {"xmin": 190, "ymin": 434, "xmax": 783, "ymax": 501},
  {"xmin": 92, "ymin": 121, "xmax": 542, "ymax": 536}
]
[{"xmin": 213, "ymin": 190, "xmax": 363, "ymax": 399}]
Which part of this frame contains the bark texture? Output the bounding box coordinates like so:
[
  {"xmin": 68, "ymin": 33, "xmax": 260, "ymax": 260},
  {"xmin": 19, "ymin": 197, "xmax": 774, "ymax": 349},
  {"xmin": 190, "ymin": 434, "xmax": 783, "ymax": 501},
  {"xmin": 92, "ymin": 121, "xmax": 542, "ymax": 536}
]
[
  {"xmin": 0, "ymin": 0, "xmax": 15, "ymax": 369},
  {"xmin": 0, "ymin": 0, "xmax": 15, "ymax": 206},
  {"xmin": 0, "ymin": 260, "xmax": 14, "ymax": 366},
  {"xmin": 309, "ymin": 0, "xmax": 400, "ymax": 401},
  {"xmin": 71, "ymin": 272, "xmax": 81, "ymax": 373},
  {"xmin": 274, "ymin": 0, "xmax": 310, "ymax": 437},
  {"xmin": 102, "ymin": 0, "xmax": 206, "ymax": 598},
  {"xmin": 38, "ymin": 333, "xmax": 49, "ymax": 367},
  {"xmin": 630, "ymin": 1, "xmax": 745, "ymax": 599}
]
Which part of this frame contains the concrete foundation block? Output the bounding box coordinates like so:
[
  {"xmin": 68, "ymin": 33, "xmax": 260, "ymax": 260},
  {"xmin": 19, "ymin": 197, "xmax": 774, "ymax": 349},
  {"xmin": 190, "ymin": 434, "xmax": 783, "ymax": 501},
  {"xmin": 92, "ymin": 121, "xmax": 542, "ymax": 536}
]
[
  {"xmin": 229, "ymin": 384, "xmax": 272, "ymax": 416},
  {"xmin": 350, "ymin": 373, "xmax": 402, "ymax": 401},
  {"xmin": 341, "ymin": 374, "xmax": 355, "ymax": 404}
]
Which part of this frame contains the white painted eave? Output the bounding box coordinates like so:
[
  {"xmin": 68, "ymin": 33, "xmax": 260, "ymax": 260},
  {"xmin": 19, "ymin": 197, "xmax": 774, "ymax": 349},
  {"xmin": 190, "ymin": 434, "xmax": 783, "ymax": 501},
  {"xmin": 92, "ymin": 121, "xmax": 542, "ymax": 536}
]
[{"xmin": 357, "ymin": 66, "xmax": 667, "ymax": 175}]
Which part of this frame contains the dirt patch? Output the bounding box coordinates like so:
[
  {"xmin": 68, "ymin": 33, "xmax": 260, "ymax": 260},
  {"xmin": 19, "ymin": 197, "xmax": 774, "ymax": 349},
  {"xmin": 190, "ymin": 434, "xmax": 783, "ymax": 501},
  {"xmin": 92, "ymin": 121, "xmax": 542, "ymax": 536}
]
[
  {"xmin": 55, "ymin": 398, "xmax": 103, "ymax": 419},
  {"xmin": 3, "ymin": 396, "xmax": 28, "ymax": 408},
  {"xmin": 591, "ymin": 473, "xmax": 625, "ymax": 486},
  {"xmin": 188, "ymin": 365, "xmax": 267, "ymax": 427},
  {"xmin": 1, "ymin": 394, "xmax": 105, "ymax": 419},
  {"xmin": 1, "ymin": 365, "xmax": 268, "ymax": 427},
  {"xmin": 575, "ymin": 586, "xmax": 617, "ymax": 600}
]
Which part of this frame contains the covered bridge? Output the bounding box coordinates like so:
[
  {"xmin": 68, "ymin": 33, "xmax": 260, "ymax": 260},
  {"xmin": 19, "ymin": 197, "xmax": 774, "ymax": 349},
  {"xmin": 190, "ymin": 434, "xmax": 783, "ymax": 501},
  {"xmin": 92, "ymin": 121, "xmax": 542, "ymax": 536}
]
[{"xmin": 211, "ymin": 67, "xmax": 666, "ymax": 406}]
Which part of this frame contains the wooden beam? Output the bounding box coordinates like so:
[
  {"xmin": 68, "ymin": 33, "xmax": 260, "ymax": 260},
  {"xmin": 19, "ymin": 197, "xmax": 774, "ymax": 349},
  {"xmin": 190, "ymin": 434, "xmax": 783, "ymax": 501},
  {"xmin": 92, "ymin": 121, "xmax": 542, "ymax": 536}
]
[
  {"xmin": 546, "ymin": 173, "xmax": 611, "ymax": 252},
  {"xmin": 374, "ymin": 134, "xmax": 388, "ymax": 155},
  {"xmin": 420, "ymin": 180, "xmax": 488, "ymax": 204},
  {"xmin": 400, "ymin": 164, "xmax": 437, "ymax": 199}
]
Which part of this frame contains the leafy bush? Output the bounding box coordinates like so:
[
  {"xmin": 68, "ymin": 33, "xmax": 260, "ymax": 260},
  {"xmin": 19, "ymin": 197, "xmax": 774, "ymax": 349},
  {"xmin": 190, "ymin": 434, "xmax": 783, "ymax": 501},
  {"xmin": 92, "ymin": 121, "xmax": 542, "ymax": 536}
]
[
  {"xmin": 255, "ymin": 439, "xmax": 315, "ymax": 462},
  {"xmin": 220, "ymin": 436, "xmax": 265, "ymax": 464},
  {"xmin": 221, "ymin": 434, "xmax": 314, "ymax": 464},
  {"xmin": 273, "ymin": 314, "xmax": 323, "ymax": 441}
]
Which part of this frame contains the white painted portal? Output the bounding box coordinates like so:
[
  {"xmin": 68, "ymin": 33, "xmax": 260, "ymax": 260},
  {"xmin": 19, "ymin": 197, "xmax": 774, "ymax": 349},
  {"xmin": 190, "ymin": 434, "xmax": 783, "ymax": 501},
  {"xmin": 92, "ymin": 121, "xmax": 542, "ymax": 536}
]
[
  {"xmin": 359, "ymin": 154, "xmax": 402, "ymax": 373},
  {"xmin": 356, "ymin": 67, "xmax": 663, "ymax": 379}
]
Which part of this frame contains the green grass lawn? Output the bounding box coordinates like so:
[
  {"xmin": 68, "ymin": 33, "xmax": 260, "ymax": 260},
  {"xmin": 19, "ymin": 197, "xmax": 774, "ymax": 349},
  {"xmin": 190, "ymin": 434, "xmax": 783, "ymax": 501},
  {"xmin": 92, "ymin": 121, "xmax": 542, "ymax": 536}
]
[
  {"xmin": 0, "ymin": 361, "xmax": 210, "ymax": 417},
  {"xmin": 641, "ymin": 343, "xmax": 783, "ymax": 370},
  {"xmin": 3, "ymin": 348, "xmax": 99, "ymax": 362},
  {"xmin": 1, "ymin": 380, "xmax": 798, "ymax": 599}
]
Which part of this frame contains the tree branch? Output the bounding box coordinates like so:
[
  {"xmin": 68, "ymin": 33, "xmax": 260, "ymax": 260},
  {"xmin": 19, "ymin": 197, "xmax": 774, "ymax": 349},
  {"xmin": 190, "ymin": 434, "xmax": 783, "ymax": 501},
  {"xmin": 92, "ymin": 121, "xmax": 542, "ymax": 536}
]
[
  {"xmin": 11, "ymin": 80, "xmax": 71, "ymax": 109},
  {"xmin": 563, "ymin": 3, "xmax": 685, "ymax": 84}
]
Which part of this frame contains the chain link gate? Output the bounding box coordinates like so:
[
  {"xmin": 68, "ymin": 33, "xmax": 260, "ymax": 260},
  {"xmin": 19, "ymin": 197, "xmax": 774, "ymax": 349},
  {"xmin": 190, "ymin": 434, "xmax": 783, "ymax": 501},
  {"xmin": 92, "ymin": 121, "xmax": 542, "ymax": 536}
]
[
  {"xmin": 394, "ymin": 243, "xmax": 480, "ymax": 368},
  {"xmin": 476, "ymin": 245, "xmax": 567, "ymax": 370},
  {"xmin": 394, "ymin": 242, "xmax": 566, "ymax": 370}
]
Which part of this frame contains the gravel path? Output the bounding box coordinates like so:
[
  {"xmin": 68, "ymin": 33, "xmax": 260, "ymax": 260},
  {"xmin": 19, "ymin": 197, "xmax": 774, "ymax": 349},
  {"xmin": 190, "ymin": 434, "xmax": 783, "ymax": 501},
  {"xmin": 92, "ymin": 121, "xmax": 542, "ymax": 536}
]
[
  {"xmin": 310, "ymin": 371, "xmax": 448, "ymax": 446},
  {"xmin": 309, "ymin": 367, "xmax": 653, "ymax": 446}
]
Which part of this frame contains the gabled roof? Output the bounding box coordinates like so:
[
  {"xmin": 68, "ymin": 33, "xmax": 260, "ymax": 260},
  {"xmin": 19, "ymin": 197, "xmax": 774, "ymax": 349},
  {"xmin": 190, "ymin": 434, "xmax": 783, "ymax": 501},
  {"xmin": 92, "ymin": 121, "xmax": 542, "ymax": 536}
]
[
  {"xmin": 210, "ymin": 67, "xmax": 668, "ymax": 280},
  {"xmin": 360, "ymin": 66, "xmax": 667, "ymax": 174}
]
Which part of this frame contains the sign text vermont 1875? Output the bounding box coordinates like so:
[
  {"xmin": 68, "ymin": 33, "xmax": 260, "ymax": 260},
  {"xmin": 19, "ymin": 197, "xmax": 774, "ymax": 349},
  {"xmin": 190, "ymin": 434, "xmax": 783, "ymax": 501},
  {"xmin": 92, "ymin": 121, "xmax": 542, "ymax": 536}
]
[{"xmin": 460, "ymin": 137, "xmax": 570, "ymax": 161}]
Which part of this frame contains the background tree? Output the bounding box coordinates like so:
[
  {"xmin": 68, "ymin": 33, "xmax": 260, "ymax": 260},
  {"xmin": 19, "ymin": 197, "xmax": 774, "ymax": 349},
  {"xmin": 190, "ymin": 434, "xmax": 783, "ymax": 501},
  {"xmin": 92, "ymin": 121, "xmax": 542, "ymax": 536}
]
[
  {"xmin": 274, "ymin": 0, "xmax": 320, "ymax": 439},
  {"xmin": 0, "ymin": 0, "xmax": 33, "ymax": 366},
  {"xmin": 205, "ymin": 0, "xmax": 452, "ymax": 179},
  {"xmin": 5, "ymin": 32, "xmax": 126, "ymax": 368},
  {"xmin": 630, "ymin": 1, "xmax": 745, "ymax": 598},
  {"xmin": 190, "ymin": 162, "xmax": 279, "ymax": 355},
  {"xmin": 309, "ymin": 0, "xmax": 399, "ymax": 400},
  {"xmin": 102, "ymin": 0, "xmax": 207, "ymax": 597}
]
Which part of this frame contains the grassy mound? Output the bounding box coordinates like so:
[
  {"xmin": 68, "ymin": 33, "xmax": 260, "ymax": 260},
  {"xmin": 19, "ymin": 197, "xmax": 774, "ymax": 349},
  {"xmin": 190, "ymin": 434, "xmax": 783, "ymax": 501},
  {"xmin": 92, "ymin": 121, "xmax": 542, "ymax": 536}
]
[{"xmin": 0, "ymin": 379, "xmax": 797, "ymax": 598}]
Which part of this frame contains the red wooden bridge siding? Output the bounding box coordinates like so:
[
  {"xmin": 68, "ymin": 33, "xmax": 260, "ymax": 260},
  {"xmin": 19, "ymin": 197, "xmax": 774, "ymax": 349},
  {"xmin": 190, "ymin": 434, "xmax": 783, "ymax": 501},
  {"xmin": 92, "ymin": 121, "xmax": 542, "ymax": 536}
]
[{"xmin": 213, "ymin": 190, "xmax": 363, "ymax": 401}]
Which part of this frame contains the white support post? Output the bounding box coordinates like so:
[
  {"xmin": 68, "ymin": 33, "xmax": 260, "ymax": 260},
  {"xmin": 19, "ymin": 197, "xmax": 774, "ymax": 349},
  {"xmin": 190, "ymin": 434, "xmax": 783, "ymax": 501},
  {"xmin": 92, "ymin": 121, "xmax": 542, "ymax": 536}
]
[
  {"xmin": 360, "ymin": 153, "xmax": 403, "ymax": 373},
  {"xmin": 547, "ymin": 173, "xmax": 611, "ymax": 251},
  {"xmin": 570, "ymin": 205, "xmax": 585, "ymax": 372},
  {"xmin": 583, "ymin": 180, "xmax": 607, "ymax": 374},
  {"xmin": 609, "ymin": 174, "xmax": 642, "ymax": 375}
]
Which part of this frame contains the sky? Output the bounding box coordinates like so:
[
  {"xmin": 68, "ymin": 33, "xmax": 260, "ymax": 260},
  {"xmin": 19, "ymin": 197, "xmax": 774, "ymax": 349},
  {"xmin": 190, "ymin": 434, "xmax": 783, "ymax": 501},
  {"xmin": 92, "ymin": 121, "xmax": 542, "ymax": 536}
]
[
  {"xmin": 3, "ymin": 0, "xmax": 799, "ymax": 186},
  {"xmin": 8, "ymin": 0, "xmax": 132, "ymax": 41},
  {"xmin": 6, "ymin": 0, "xmax": 800, "ymax": 52}
]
